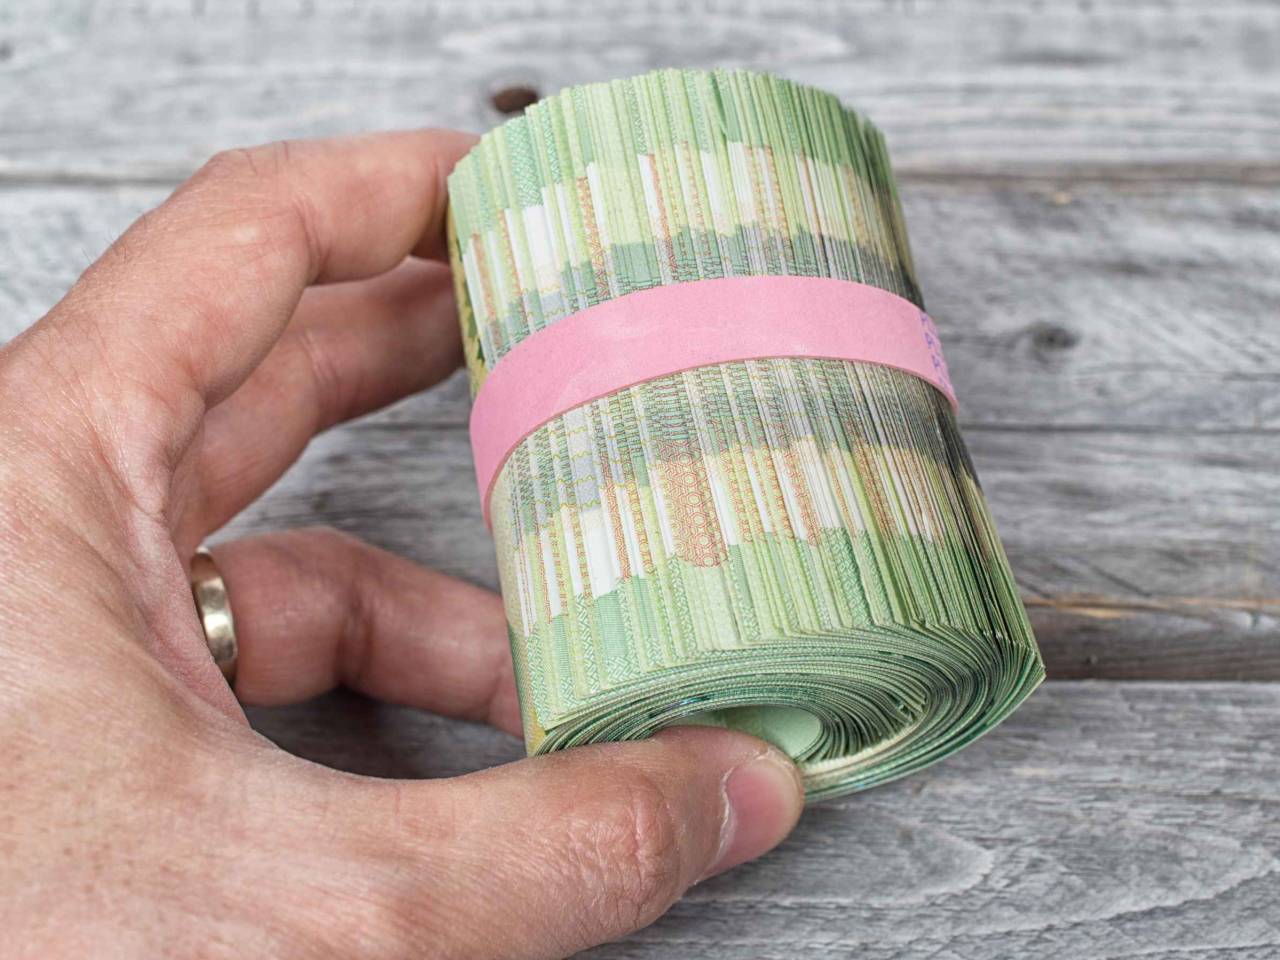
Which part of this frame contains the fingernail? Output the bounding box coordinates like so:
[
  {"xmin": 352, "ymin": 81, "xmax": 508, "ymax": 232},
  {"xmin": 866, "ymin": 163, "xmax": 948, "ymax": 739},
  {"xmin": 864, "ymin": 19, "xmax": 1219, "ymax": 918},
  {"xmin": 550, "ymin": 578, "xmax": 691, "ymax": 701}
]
[{"xmin": 704, "ymin": 749, "xmax": 803, "ymax": 880}]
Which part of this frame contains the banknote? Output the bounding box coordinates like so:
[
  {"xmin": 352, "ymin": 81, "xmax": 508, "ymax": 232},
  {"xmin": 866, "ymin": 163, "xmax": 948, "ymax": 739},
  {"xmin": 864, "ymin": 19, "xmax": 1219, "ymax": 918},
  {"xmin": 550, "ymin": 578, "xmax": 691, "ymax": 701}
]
[{"xmin": 446, "ymin": 68, "xmax": 1044, "ymax": 800}]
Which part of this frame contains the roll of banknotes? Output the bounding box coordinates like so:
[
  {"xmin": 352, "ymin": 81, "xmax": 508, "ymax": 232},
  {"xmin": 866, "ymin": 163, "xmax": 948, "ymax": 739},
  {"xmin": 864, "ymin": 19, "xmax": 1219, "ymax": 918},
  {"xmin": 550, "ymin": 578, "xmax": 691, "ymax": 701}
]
[{"xmin": 446, "ymin": 68, "xmax": 1044, "ymax": 800}]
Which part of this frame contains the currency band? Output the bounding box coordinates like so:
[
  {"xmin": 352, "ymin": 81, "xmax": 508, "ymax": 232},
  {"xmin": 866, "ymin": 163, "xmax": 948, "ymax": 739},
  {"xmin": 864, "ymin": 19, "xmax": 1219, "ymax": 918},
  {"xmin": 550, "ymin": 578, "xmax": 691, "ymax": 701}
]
[{"xmin": 469, "ymin": 274, "xmax": 957, "ymax": 526}]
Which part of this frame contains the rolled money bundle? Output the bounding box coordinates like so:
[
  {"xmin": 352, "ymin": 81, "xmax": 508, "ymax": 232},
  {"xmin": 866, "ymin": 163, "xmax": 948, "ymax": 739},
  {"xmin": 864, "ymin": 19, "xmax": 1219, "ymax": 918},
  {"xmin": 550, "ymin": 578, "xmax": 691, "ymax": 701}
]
[{"xmin": 446, "ymin": 68, "xmax": 1044, "ymax": 800}]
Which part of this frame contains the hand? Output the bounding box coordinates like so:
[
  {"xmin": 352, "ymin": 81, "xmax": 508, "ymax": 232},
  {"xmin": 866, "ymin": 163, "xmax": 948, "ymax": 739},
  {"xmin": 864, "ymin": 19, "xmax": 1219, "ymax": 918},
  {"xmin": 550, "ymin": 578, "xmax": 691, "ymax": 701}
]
[{"xmin": 0, "ymin": 131, "xmax": 804, "ymax": 958}]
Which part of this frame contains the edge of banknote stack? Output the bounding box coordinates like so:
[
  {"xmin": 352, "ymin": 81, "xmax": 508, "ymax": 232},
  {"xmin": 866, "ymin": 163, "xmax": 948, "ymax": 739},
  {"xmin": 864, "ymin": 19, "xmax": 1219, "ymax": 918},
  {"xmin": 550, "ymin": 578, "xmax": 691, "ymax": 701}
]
[{"xmin": 445, "ymin": 68, "xmax": 1045, "ymax": 801}]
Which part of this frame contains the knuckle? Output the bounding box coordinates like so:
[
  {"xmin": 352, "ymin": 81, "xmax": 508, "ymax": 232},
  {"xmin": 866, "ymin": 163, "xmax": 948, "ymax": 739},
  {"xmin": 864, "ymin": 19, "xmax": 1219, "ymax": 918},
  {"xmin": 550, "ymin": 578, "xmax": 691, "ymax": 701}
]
[
  {"xmin": 565, "ymin": 768, "xmax": 684, "ymax": 935},
  {"xmin": 189, "ymin": 143, "xmax": 324, "ymax": 275},
  {"xmin": 287, "ymin": 322, "xmax": 352, "ymax": 430},
  {"xmin": 196, "ymin": 142, "xmax": 289, "ymax": 185},
  {"xmin": 195, "ymin": 146, "xmax": 265, "ymax": 186}
]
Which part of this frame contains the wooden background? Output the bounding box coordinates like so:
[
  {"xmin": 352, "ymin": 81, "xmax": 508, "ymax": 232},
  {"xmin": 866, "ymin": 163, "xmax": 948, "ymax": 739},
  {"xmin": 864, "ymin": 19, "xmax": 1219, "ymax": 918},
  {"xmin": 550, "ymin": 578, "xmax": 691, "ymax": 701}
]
[{"xmin": 3, "ymin": 1, "xmax": 1278, "ymax": 956}]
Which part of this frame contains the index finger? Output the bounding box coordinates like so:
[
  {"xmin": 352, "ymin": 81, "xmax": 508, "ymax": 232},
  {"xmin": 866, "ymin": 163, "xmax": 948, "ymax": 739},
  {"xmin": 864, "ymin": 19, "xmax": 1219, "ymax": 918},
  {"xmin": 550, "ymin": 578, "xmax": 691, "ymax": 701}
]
[{"xmin": 35, "ymin": 128, "xmax": 475, "ymax": 452}]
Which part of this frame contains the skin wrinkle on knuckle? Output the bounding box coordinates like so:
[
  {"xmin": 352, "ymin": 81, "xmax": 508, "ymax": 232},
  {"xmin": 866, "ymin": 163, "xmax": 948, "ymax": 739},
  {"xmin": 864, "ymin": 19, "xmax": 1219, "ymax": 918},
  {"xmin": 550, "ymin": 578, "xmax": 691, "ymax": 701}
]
[
  {"xmin": 558, "ymin": 766, "xmax": 687, "ymax": 939},
  {"xmin": 192, "ymin": 143, "xmax": 323, "ymax": 281},
  {"xmin": 142, "ymin": 153, "xmax": 297, "ymax": 293},
  {"xmin": 195, "ymin": 143, "xmax": 291, "ymax": 196},
  {"xmin": 337, "ymin": 559, "xmax": 379, "ymax": 693},
  {"xmin": 286, "ymin": 178, "xmax": 330, "ymax": 282},
  {"xmin": 290, "ymin": 322, "xmax": 355, "ymax": 434},
  {"xmin": 292, "ymin": 527, "xmax": 378, "ymax": 691}
]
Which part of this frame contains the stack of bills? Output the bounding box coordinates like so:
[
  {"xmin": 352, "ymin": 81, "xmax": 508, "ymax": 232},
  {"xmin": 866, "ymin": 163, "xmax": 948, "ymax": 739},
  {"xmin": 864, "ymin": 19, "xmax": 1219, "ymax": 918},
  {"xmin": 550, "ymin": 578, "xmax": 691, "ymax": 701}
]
[{"xmin": 446, "ymin": 68, "xmax": 1043, "ymax": 800}]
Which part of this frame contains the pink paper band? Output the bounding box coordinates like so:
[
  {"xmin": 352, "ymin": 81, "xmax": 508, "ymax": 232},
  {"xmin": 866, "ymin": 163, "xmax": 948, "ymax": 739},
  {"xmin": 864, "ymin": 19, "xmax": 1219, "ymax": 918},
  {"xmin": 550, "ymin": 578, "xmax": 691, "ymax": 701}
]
[{"xmin": 469, "ymin": 275, "xmax": 956, "ymax": 526}]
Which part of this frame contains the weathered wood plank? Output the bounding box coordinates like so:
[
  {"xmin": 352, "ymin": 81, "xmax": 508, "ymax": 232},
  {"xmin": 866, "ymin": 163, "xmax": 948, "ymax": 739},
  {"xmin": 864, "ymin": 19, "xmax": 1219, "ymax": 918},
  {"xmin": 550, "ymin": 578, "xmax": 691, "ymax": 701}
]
[
  {"xmin": 4, "ymin": 180, "xmax": 1278, "ymax": 432},
  {"xmin": 2, "ymin": 1, "xmax": 1279, "ymax": 181},
  {"xmin": 977, "ymin": 428, "xmax": 1280, "ymax": 679},
  {"xmin": 245, "ymin": 682, "xmax": 1280, "ymax": 959}
]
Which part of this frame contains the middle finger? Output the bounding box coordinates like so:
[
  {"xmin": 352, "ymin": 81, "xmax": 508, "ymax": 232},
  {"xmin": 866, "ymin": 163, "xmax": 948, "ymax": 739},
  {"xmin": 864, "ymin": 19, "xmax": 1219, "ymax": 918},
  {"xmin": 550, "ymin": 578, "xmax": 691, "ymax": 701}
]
[
  {"xmin": 204, "ymin": 527, "xmax": 521, "ymax": 735},
  {"xmin": 185, "ymin": 257, "xmax": 462, "ymax": 541}
]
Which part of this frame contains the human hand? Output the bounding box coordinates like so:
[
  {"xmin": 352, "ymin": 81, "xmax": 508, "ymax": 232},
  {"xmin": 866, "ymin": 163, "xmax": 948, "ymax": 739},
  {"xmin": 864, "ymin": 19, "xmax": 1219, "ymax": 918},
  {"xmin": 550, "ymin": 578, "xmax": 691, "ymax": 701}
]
[{"xmin": 0, "ymin": 131, "xmax": 803, "ymax": 958}]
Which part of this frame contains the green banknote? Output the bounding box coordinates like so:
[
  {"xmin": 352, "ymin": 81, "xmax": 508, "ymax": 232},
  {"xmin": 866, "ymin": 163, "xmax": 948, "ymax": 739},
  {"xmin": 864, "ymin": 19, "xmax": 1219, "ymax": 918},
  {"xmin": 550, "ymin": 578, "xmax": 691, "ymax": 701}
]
[{"xmin": 446, "ymin": 68, "xmax": 1044, "ymax": 800}]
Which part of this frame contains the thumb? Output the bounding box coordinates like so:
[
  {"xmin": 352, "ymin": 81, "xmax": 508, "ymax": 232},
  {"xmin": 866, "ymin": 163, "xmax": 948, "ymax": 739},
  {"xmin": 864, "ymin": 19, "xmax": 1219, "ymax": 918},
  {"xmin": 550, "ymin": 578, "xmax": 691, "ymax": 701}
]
[{"xmin": 365, "ymin": 727, "xmax": 803, "ymax": 959}]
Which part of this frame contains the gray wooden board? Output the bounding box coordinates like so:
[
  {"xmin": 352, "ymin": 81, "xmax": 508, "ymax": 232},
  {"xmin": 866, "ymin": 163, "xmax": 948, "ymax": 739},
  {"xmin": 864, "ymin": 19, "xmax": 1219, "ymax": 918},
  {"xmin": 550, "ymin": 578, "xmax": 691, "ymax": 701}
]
[
  {"xmin": 2, "ymin": 180, "xmax": 1276, "ymax": 678},
  {"xmin": 246, "ymin": 682, "xmax": 1280, "ymax": 959},
  {"xmin": 4, "ymin": 0, "xmax": 1280, "ymax": 181}
]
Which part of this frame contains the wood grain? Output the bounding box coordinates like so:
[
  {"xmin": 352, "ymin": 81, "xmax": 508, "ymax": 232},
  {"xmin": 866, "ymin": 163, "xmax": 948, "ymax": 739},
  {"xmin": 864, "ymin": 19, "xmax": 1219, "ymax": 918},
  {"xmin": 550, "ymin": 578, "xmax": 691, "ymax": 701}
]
[
  {"xmin": 2, "ymin": 0, "xmax": 1279, "ymax": 182},
  {"xmin": 246, "ymin": 682, "xmax": 1280, "ymax": 959}
]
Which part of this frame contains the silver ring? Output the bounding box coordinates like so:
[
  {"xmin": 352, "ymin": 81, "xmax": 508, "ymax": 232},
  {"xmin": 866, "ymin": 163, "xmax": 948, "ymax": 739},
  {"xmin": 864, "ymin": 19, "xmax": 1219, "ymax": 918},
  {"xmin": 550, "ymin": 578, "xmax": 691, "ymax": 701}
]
[{"xmin": 190, "ymin": 547, "xmax": 238, "ymax": 683}]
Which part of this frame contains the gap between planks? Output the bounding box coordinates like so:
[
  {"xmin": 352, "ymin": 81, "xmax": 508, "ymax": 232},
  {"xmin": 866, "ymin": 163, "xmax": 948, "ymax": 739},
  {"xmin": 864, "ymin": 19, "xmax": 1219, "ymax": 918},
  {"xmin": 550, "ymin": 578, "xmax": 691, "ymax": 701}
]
[{"xmin": 4, "ymin": 163, "xmax": 1280, "ymax": 192}]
